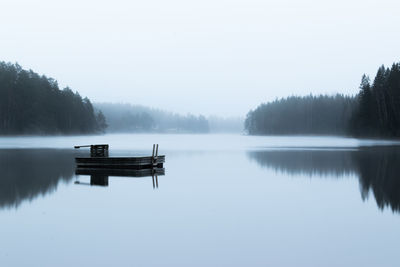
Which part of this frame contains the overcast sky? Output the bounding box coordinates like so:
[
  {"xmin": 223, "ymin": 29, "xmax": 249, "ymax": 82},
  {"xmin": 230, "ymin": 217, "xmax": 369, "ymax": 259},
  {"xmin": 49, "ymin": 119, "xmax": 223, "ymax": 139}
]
[{"xmin": 1, "ymin": 0, "xmax": 399, "ymax": 116}]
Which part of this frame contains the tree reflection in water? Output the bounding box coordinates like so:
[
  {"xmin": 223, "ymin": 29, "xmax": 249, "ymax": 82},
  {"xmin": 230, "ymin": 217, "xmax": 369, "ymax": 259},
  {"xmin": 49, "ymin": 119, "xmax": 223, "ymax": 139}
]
[
  {"xmin": 247, "ymin": 146, "xmax": 400, "ymax": 213},
  {"xmin": 0, "ymin": 149, "xmax": 76, "ymax": 209},
  {"xmin": 0, "ymin": 149, "xmax": 165, "ymax": 210}
]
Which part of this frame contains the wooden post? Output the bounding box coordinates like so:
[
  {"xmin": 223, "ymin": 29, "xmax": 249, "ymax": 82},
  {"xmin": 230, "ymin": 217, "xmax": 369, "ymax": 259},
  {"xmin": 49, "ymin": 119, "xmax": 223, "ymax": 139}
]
[{"xmin": 152, "ymin": 144, "xmax": 158, "ymax": 167}]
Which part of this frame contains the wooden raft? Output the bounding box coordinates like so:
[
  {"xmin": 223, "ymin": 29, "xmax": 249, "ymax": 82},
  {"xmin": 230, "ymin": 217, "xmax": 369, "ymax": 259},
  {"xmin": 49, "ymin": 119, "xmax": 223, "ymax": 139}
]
[
  {"xmin": 74, "ymin": 144, "xmax": 165, "ymax": 169},
  {"xmin": 75, "ymin": 155, "xmax": 165, "ymax": 169}
]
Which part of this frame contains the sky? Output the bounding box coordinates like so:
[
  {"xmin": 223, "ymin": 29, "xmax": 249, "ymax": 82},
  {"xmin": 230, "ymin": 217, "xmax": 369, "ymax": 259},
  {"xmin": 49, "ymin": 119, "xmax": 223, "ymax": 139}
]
[{"xmin": 1, "ymin": 0, "xmax": 399, "ymax": 116}]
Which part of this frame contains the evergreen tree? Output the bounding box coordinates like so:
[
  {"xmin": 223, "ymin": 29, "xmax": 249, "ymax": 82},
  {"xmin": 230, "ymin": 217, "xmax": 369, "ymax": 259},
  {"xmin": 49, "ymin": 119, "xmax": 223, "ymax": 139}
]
[
  {"xmin": 246, "ymin": 62, "xmax": 400, "ymax": 138},
  {"xmin": 0, "ymin": 62, "xmax": 107, "ymax": 135},
  {"xmin": 351, "ymin": 62, "xmax": 400, "ymax": 137}
]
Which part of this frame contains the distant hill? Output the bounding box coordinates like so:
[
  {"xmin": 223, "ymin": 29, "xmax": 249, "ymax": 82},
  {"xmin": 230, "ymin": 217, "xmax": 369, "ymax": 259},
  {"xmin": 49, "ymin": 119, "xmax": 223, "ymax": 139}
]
[
  {"xmin": 95, "ymin": 103, "xmax": 210, "ymax": 133},
  {"xmin": 0, "ymin": 62, "xmax": 106, "ymax": 135},
  {"xmin": 95, "ymin": 103, "xmax": 244, "ymax": 134}
]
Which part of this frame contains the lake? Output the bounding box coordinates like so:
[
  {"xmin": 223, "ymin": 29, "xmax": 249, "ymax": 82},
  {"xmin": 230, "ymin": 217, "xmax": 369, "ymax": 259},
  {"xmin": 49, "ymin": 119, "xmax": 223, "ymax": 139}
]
[{"xmin": 0, "ymin": 134, "xmax": 399, "ymax": 267}]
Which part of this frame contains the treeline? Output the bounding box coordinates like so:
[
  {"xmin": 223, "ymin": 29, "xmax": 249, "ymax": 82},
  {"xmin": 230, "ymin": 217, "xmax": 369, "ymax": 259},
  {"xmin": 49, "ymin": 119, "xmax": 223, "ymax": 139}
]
[
  {"xmin": 95, "ymin": 103, "xmax": 210, "ymax": 133},
  {"xmin": 0, "ymin": 62, "xmax": 107, "ymax": 134},
  {"xmin": 245, "ymin": 94, "xmax": 355, "ymax": 135},
  {"xmin": 246, "ymin": 62, "xmax": 400, "ymax": 137}
]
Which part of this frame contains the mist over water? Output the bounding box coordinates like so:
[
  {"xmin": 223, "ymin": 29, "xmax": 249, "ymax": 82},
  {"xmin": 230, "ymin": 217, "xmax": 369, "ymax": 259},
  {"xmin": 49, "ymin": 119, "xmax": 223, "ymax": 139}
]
[{"xmin": 0, "ymin": 134, "xmax": 399, "ymax": 267}]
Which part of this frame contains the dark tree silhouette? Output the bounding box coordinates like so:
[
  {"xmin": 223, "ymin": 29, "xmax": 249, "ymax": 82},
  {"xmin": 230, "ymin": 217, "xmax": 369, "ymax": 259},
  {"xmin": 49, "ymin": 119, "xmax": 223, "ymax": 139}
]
[
  {"xmin": 0, "ymin": 62, "xmax": 107, "ymax": 134},
  {"xmin": 350, "ymin": 63, "xmax": 400, "ymax": 137},
  {"xmin": 245, "ymin": 94, "xmax": 355, "ymax": 135},
  {"xmin": 246, "ymin": 62, "xmax": 400, "ymax": 138}
]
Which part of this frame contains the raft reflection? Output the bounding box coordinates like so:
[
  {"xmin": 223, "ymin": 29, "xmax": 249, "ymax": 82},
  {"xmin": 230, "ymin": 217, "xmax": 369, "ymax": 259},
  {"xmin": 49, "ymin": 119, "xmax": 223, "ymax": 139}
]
[
  {"xmin": 75, "ymin": 167, "xmax": 165, "ymax": 188},
  {"xmin": 248, "ymin": 146, "xmax": 400, "ymax": 213}
]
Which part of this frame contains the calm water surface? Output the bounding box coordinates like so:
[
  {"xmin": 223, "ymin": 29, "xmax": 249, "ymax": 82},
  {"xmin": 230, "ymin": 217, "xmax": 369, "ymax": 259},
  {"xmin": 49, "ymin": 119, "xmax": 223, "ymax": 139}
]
[{"xmin": 0, "ymin": 134, "xmax": 399, "ymax": 267}]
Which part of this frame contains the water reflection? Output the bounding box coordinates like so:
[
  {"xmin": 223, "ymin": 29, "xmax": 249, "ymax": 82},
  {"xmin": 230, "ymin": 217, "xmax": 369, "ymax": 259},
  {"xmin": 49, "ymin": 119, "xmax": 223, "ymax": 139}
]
[
  {"xmin": 0, "ymin": 149, "xmax": 76, "ymax": 209},
  {"xmin": 74, "ymin": 175, "xmax": 109, "ymax": 186},
  {"xmin": 0, "ymin": 149, "xmax": 166, "ymax": 209},
  {"xmin": 75, "ymin": 168, "xmax": 165, "ymax": 188},
  {"xmin": 248, "ymin": 146, "xmax": 400, "ymax": 212}
]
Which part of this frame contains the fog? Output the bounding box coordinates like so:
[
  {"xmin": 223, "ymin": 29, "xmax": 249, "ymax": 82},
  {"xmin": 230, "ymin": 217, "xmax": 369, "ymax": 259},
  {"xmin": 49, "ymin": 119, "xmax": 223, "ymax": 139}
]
[{"xmin": 1, "ymin": 0, "xmax": 399, "ymax": 116}]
